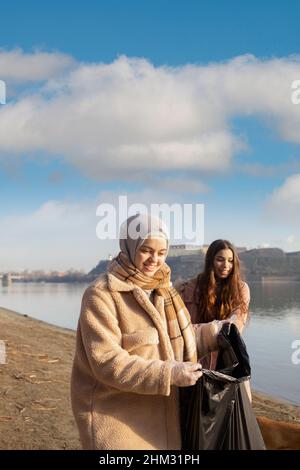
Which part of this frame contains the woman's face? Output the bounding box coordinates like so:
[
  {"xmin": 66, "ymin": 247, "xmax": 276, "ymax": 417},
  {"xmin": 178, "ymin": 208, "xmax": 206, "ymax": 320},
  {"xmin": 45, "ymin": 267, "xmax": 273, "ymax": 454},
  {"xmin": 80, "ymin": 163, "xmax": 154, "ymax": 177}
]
[
  {"xmin": 213, "ymin": 248, "xmax": 234, "ymax": 279},
  {"xmin": 134, "ymin": 237, "xmax": 168, "ymax": 277}
]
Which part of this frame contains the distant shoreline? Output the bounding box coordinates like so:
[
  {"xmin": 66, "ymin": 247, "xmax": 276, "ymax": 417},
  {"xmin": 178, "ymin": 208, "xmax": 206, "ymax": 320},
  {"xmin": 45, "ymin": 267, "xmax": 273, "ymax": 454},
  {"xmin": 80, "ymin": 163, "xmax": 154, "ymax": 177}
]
[
  {"xmin": 2, "ymin": 246, "xmax": 300, "ymax": 285},
  {"xmin": 3, "ymin": 276, "xmax": 300, "ymax": 285}
]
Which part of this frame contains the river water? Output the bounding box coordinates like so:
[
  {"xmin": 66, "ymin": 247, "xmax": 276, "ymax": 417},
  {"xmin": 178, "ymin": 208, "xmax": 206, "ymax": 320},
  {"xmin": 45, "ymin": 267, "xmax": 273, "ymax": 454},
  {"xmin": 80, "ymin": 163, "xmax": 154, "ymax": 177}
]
[{"xmin": 1, "ymin": 280, "xmax": 299, "ymax": 405}]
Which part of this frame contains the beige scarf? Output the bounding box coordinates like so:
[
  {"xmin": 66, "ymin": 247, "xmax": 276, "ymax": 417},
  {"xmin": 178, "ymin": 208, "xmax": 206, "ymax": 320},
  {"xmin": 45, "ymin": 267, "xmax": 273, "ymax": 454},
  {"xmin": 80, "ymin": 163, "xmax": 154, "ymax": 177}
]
[{"xmin": 108, "ymin": 252, "xmax": 197, "ymax": 362}]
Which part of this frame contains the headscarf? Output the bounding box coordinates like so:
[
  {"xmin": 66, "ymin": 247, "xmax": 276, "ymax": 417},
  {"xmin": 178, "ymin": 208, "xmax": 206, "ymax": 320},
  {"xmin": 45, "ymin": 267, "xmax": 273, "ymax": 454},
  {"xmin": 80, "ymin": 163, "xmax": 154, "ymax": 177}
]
[
  {"xmin": 119, "ymin": 213, "xmax": 169, "ymax": 264},
  {"xmin": 108, "ymin": 213, "xmax": 197, "ymax": 362}
]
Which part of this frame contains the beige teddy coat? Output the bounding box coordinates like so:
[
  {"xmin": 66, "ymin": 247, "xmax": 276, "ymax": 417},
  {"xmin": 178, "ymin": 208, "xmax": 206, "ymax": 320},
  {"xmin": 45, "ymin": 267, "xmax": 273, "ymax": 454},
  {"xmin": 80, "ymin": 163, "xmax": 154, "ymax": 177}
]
[{"xmin": 71, "ymin": 273, "xmax": 191, "ymax": 450}]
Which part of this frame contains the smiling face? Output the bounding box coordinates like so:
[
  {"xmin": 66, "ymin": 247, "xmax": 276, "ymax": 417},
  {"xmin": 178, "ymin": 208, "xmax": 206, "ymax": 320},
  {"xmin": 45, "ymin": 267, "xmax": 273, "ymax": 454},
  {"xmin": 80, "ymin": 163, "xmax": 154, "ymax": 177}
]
[
  {"xmin": 134, "ymin": 237, "xmax": 168, "ymax": 277},
  {"xmin": 213, "ymin": 248, "xmax": 234, "ymax": 279}
]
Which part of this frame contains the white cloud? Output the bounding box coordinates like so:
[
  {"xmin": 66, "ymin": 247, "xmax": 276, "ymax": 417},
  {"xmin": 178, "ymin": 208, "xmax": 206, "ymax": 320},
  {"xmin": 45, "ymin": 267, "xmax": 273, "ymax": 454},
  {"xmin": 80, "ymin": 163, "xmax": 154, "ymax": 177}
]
[
  {"xmin": 236, "ymin": 159, "xmax": 300, "ymax": 177},
  {"xmin": 0, "ymin": 199, "xmax": 105, "ymax": 271},
  {"xmin": 287, "ymin": 235, "xmax": 295, "ymax": 244},
  {"xmin": 266, "ymin": 173, "xmax": 300, "ymax": 226},
  {"xmin": 0, "ymin": 188, "xmax": 207, "ymax": 271},
  {"xmin": 1, "ymin": 51, "xmax": 300, "ymax": 183},
  {"xmin": 0, "ymin": 48, "xmax": 75, "ymax": 82},
  {"xmin": 151, "ymin": 176, "xmax": 210, "ymax": 194},
  {"xmin": 1, "ymin": 184, "xmax": 299, "ymax": 271}
]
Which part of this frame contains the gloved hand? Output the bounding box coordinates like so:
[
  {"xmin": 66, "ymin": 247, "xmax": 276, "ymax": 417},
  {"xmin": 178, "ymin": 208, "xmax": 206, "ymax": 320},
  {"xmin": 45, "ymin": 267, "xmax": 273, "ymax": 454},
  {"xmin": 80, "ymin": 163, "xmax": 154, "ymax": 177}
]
[
  {"xmin": 229, "ymin": 313, "xmax": 246, "ymax": 332},
  {"xmin": 170, "ymin": 361, "xmax": 202, "ymax": 387},
  {"xmin": 212, "ymin": 319, "xmax": 231, "ymax": 335}
]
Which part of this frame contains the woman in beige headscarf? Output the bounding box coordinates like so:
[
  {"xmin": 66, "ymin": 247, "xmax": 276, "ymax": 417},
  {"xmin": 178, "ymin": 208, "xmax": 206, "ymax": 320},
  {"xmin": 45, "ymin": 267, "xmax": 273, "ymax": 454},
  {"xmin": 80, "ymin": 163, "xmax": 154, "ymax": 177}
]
[{"xmin": 71, "ymin": 213, "xmax": 202, "ymax": 450}]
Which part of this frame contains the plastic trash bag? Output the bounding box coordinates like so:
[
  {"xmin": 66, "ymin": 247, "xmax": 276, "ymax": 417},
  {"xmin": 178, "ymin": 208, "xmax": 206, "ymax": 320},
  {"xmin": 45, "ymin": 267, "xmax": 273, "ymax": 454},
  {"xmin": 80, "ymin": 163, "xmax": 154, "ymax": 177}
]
[{"xmin": 180, "ymin": 322, "xmax": 266, "ymax": 450}]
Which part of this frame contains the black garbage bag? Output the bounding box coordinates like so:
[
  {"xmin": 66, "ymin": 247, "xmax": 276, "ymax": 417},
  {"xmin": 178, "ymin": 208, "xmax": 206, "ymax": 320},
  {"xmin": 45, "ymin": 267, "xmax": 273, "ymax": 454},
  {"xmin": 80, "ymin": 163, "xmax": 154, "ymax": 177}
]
[{"xmin": 180, "ymin": 322, "xmax": 266, "ymax": 450}]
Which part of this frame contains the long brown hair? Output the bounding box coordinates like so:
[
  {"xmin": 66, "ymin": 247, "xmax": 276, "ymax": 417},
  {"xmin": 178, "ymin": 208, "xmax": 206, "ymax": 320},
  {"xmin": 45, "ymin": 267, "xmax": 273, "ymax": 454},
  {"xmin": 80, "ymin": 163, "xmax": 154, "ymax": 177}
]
[{"xmin": 195, "ymin": 239, "xmax": 247, "ymax": 322}]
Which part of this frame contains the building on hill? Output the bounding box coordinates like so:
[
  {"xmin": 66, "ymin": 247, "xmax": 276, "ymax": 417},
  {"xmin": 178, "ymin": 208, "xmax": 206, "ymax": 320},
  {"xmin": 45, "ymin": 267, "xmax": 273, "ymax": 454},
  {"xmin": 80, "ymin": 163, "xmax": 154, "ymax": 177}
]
[
  {"xmin": 168, "ymin": 244, "xmax": 247, "ymax": 257},
  {"xmin": 168, "ymin": 244, "xmax": 202, "ymax": 257}
]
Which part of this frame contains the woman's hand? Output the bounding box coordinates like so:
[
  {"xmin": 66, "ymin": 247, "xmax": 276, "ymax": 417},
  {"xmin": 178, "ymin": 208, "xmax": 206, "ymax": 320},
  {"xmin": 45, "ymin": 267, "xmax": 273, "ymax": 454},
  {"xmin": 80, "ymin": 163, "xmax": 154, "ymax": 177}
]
[
  {"xmin": 170, "ymin": 361, "xmax": 202, "ymax": 387},
  {"xmin": 229, "ymin": 314, "xmax": 239, "ymax": 325},
  {"xmin": 212, "ymin": 319, "xmax": 231, "ymax": 335}
]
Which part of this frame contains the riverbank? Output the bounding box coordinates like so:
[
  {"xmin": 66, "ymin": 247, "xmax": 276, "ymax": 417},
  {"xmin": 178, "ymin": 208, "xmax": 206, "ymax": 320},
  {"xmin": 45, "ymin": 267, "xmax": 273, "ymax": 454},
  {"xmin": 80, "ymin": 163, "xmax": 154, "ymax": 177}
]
[{"xmin": 1, "ymin": 307, "xmax": 300, "ymax": 450}]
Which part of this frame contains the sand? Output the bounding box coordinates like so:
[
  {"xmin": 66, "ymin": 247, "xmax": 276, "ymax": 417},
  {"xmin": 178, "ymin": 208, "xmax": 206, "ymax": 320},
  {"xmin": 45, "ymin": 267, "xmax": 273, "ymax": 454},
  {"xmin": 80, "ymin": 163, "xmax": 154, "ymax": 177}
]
[{"xmin": 0, "ymin": 306, "xmax": 299, "ymax": 450}]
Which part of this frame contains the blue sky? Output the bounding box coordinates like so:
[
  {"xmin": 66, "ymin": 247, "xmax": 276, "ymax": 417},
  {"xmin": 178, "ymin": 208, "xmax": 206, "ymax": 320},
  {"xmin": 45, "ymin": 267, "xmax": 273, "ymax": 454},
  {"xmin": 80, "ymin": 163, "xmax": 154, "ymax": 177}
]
[
  {"xmin": 1, "ymin": 0, "xmax": 300, "ymax": 271},
  {"xmin": 2, "ymin": 0, "xmax": 300, "ymax": 63}
]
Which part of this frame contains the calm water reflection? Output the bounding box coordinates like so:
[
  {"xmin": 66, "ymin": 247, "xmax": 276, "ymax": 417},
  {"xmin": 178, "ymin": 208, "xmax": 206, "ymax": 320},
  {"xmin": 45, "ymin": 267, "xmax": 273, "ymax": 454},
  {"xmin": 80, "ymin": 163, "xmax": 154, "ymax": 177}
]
[
  {"xmin": 0, "ymin": 282, "xmax": 87, "ymax": 330},
  {"xmin": 1, "ymin": 281, "xmax": 299, "ymax": 405},
  {"xmin": 243, "ymin": 282, "xmax": 300, "ymax": 405}
]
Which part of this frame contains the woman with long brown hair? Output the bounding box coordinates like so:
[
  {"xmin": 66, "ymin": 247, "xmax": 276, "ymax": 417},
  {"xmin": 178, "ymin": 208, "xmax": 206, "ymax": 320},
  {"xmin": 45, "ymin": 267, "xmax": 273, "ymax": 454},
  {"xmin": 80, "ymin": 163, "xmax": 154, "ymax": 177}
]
[
  {"xmin": 178, "ymin": 239, "xmax": 250, "ymax": 371},
  {"xmin": 178, "ymin": 240, "xmax": 262, "ymax": 449}
]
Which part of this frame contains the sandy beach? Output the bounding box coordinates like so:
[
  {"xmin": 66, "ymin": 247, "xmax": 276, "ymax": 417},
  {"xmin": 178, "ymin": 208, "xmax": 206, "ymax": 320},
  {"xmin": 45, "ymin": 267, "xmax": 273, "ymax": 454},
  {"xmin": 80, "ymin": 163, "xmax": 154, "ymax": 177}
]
[{"xmin": 1, "ymin": 306, "xmax": 300, "ymax": 450}]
